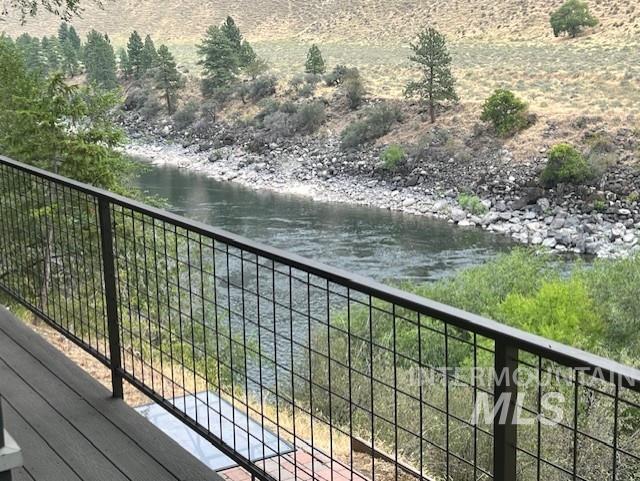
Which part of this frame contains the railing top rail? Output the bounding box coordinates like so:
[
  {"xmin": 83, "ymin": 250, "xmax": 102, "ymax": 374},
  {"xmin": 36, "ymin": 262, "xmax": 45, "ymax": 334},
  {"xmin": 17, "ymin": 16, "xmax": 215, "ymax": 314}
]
[{"xmin": 2, "ymin": 154, "xmax": 639, "ymax": 389}]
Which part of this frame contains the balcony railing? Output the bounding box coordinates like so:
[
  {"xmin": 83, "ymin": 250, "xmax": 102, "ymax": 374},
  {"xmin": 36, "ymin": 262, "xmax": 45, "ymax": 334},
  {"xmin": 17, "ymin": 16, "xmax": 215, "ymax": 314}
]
[{"xmin": 0, "ymin": 154, "xmax": 639, "ymax": 481}]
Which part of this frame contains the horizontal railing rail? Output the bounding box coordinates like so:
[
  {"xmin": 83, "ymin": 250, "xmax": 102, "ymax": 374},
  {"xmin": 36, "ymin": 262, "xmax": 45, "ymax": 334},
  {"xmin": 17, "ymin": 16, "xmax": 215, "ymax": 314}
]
[{"xmin": 1, "ymin": 154, "xmax": 639, "ymax": 481}]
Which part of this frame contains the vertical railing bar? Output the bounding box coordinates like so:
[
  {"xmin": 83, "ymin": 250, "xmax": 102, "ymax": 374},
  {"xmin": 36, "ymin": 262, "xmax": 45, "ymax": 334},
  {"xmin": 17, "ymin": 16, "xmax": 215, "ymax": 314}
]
[
  {"xmin": 612, "ymin": 381, "xmax": 619, "ymax": 481},
  {"xmin": 493, "ymin": 339, "xmax": 518, "ymax": 481},
  {"xmin": 572, "ymin": 369, "xmax": 579, "ymax": 479},
  {"xmin": 98, "ymin": 198, "xmax": 123, "ymax": 399}
]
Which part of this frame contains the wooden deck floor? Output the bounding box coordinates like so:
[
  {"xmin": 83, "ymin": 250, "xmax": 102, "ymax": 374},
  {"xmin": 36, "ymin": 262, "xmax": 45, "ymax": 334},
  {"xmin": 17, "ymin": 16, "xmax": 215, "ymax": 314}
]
[{"xmin": 0, "ymin": 306, "xmax": 222, "ymax": 481}]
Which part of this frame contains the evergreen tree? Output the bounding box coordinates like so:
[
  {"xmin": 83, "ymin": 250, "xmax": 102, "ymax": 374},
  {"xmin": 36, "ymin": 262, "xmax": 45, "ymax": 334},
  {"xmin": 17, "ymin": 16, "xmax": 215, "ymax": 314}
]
[
  {"xmin": 239, "ymin": 40, "xmax": 256, "ymax": 68},
  {"xmin": 58, "ymin": 23, "xmax": 69, "ymax": 44},
  {"xmin": 41, "ymin": 36, "xmax": 62, "ymax": 73},
  {"xmin": 67, "ymin": 26, "xmax": 82, "ymax": 52},
  {"xmin": 15, "ymin": 34, "xmax": 48, "ymax": 76},
  {"xmin": 84, "ymin": 30, "xmax": 118, "ymax": 90},
  {"xmin": 118, "ymin": 48, "xmax": 132, "ymax": 79},
  {"xmin": 141, "ymin": 34, "xmax": 158, "ymax": 72},
  {"xmin": 127, "ymin": 30, "xmax": 144, "ymax": 78},
  {"xmin": 305, "ymin": 44, "xmax": 325, "ymax": 75},
  {"xmin": 61, "ymin": 39, "xmax": 79, "ymax": 77},
  {"xmin": 197, "ymin": 25, "xmax": 240, "ymax": 94},
  {"xmin": 155, "ymin": 45, "xmax": 182, "ymax": 114},
  {"xmin": 404, "ymin": 27, "xmax": 458, "ymax": 123},
  {"xmin": 220, "ymin": 16, "xmax": 242, "ymax": 50},
  {"xmin": 550, "ymin": 0, "xmax": 598, "ymax": 38}
]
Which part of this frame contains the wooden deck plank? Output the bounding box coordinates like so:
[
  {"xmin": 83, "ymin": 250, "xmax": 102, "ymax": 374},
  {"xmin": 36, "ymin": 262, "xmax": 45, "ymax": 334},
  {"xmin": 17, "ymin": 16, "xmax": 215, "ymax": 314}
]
[
  {"xmin": 2, "ymin": 404, "xmax": 82, "ymax": 481},
  {"xmin": 0, "ymin": 307, "xmax": 222, "ymax": 481},
  {"xmin": 0, "ymin": 332, "xmax": 188, "ymax": 481},
  {"xmin": 0, "ymin": 358, "xmax": 131, "ymax": 481}
]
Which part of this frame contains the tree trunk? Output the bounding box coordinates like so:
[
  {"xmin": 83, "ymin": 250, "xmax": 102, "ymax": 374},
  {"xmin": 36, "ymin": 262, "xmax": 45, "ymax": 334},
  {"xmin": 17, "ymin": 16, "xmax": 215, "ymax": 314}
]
[{"xmin": 38, "ymin": 221, "xmax": 54, "ymax": 322}]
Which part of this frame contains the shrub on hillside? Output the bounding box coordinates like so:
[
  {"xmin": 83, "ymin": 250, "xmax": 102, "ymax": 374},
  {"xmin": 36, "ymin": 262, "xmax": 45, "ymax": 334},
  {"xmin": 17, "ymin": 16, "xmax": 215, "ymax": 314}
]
[
  {"xmin": 340, "ymin": 103, "xmax": 402, "ymax": 150},
  {"xmin": 380, "ymin": 144, "xmax": 406, "ymax": 170},
  {"xmin": 324, "ymin": 65, "xmax": 359, "ymax": 86},
  {"xmin": 344, "ymin": 74, "xmax": 365, "ymax": 110},
  {"xmin": 540, "ymin": 143, "xmax": 593, "ymax": 187},
  {"xmin": 480, "ymin": 89, "xmax": 530, "ymax": 137},
  {"xmin": 172, "ymin": 100, "xmax": 200, "ymax": 130},
  {"xmin": 259, "ymin": 100, "xmax": 326, "ymax": 138},
  {"xmin": 550, "ymin": 0, "xmax": 598, "ymax": 38},
  {"xmin": 238, "ymin": 75, "xmax": 277, "ymax": 103}
]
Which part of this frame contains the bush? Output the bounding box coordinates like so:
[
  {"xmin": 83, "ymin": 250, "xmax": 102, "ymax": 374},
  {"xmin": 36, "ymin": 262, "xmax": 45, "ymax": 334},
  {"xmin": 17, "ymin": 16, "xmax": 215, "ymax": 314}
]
[
  {"xmin": 380, "ymin": 144, "xmax": 406, "ymax": 170},
  {"xmin": 458, "ymin": 193, "xmax": 488, "ymax": 215},
  {"xmin": 238, "ymin": 75, "xmax": 277, "ymax": 103},
  {"xmin": 480, "ymin": 89, "xmax": 529, "ymax": 137},
  {"xmin": 172, "ymin": 100, "xmax": 200, "ymax": 130},
  {"xmin": 540, "ymin": 143, "xmax": 593, "ymax": 187},
  {"xmin": 124, "ymin": 86, "xmax": 149, "ymax": 111},
  {"xmin": 324, "ymin": 64, "xmax": 359, "ymax": 86},
  {"xmin": 259, "ymin": 100, "xmax": 326, "ymax": 137},
  {"xmin": 340, "ymin": 103, "xmax": 402, "ymax": 149},
  {"xmin": 344, "ymin": 75, "xmax": 365, "ymax": 110},
  {"xmin": 294, "ymin": 101, "xmax": 326, "ymax": 134},
  {"xmin": 139, "ymin": 97, "xmax": 163, "ymax": 120}
]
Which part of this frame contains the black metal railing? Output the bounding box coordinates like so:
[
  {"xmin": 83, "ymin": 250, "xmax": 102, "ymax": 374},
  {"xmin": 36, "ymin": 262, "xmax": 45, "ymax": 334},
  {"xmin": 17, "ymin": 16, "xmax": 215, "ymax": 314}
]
[{"xmin": 0, "ymin": 154, "xmax": 639, "ymax": 481}]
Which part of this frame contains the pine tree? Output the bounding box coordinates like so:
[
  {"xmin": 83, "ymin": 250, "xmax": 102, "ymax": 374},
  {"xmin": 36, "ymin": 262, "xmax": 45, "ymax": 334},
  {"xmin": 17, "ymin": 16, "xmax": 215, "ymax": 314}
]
[
  {"xmin": 155, "ymin": 45, "xmax": 182, "ymax": 114},
  {"xmin": 141, "ymin": 34, "xmax": 158, "ymax": 72},
  {"xmin": 197, "ymin": 25, "xmax": 240, "ymax": 94},
  {"xmin": 41, "ymin": 36, "xmax": 62, "ymax": 73},
  {"xmin": 118, "ymin": 48, "xmax": 132, "ymax": 79},
  {"xmin": 15, "ymin": 34, "xmax": 48, "ymax": 76},
  {"xmin": 67, "ymin": 26, "xmax": 81, "ymax": 52},
  {"xmin": 220, "ymin": 16, "xmax": 242, "ymax": 50},
  {"xmin": 404, "ymin": 27, "xmax": 458, "ymax": 123},
  {"xmin": 305, "ymin": 45, "xmax": 325, "ymax": 75},
  {"xmin": 84, "ymin": 30, "xmax": 118, "ymax": 90},
  {"xmin": 127, "ymin": 30, "xmax": 144, "ymax": 78},
  {"xmin": 58, "ymin": 23, "xmax": 69, "ymax": 44},
  {"xmin": 61, "ymin": 39, "xmax": 79, "ymax": 77}
]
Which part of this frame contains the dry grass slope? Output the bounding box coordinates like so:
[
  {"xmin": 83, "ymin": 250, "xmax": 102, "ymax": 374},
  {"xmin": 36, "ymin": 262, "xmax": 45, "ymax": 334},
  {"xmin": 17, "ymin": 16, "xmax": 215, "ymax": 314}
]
[{"xmin": 2, "ymin": 0, "xmax": 640, "ymax": 44}]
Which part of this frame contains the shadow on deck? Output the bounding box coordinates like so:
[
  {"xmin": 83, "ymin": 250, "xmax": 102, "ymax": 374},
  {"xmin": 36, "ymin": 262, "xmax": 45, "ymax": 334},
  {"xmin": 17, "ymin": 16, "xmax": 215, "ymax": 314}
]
[{"xmin": 0, "ymin": 306, "xmax": 221, "ymax": 481}]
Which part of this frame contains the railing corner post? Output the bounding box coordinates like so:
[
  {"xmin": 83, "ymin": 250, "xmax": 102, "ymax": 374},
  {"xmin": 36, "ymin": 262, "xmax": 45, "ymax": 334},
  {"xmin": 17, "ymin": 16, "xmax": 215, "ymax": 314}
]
[
  {"xmin": 493, "ymin": 339, "xmax": 518, "ymax": 481},
  {"xmin": 98, "ymin": 198, "xmax": 123, "ymax": 399}
]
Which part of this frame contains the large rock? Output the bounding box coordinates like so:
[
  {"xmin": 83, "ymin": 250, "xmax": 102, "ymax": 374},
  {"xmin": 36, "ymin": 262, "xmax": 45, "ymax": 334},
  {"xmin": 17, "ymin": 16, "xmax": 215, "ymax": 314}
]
[{"xmin": 451, "ymin": 207, "xmax": 467, "ymax": 222}]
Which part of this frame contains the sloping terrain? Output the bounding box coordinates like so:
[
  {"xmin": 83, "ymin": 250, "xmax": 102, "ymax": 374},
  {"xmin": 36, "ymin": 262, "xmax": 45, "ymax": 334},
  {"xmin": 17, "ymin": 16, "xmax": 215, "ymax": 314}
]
[{"xmin": 2, "ymin": 0, "xmax": 639, "ymax": 44}]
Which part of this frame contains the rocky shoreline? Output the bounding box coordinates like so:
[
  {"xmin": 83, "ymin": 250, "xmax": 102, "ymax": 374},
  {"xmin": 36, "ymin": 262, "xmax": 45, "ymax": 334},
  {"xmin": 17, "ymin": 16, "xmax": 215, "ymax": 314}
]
[{"xmin": 125, "ymin": 128, "xmax": 640, "ymax": 259}]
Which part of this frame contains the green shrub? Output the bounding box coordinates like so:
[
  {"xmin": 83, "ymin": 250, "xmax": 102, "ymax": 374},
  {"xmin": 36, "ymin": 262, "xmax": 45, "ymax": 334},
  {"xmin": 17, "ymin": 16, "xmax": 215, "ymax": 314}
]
[
  {"xmin": 172, "ymin": 100, "xmax": 200, "ymax": 130},
  {"xmin": 344, "ymin": 75, "xmax": 365, "ymax": 110},
  {"xmin": 540, "ymin": 144, "xmax": 593, "ymax": 187},
  {"xmin": 324, "ymin": 64, "xmax": 360, "ymax": 86},
  {"xmin": 593, "ymin": 199, "xmax": 607, "ymax": 212},
  {"xmin": 480, "ymin": 89, "xmax": 530, "ymax": 137},
  {"xmin": 458, "ymin": 193, "xmax": 488, "ymax": 215},
  {"xmin": 380, "ymin": 144, "xmax": 406, "ymax": 170},
  {"xmin": 238, "ymin": 75, "xmax": 277, "ymax": 103},
  {"xmin": 340, "ymin": 103, "xmax": 402, "ymax": 149},
  {"xmin": 294, "ymin": 101, "xmax": 326, "ymax": 134},
  {"xmin": 259, "ymin": 100, "xmax": 325, "ymax": 137}
]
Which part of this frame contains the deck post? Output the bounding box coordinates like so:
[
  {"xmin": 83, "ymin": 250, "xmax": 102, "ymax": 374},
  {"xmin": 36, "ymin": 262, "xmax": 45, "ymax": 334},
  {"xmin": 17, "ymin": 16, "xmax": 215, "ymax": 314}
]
[
  {"xmin": 98, "ymin": 198, "xmax": 124, "ymax": 399},
  {"xmin": 493, "ymin": 339, "xmax": 518, "ymax": 481}
]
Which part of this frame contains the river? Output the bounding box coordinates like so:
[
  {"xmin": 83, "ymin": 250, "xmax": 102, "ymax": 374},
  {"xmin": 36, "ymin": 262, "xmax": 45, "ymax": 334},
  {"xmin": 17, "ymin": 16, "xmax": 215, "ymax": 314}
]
[{"xmin": 135, "ymin": 161, "xmax": 515, "ymax": 284}]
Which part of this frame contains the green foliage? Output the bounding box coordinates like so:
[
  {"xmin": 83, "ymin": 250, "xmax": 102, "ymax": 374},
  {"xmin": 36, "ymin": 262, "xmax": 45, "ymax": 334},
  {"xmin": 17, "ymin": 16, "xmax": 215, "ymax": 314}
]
[
  {"xmin": 304, "ymin": 44, "xmax": 325, "ymax": 75},
  {"xmin": 550, "ymin": 0, "xmax": 598, "ymax": 38},
  {"xmin": 198, "ymin": 25, "xmax": 240, "ymax": 94},
  {"xmin": 593, "ymin": 199, "xmax": 607, "ymax": 212},
  {"xmin": 0, "ymin": 39, "xmax": 131, "ymax": 190},
  {"xmin": 496, "ymin": 279, "xmax": 602, "ymax": 349},
  {"xmin": 457, "ymin": 193, "xmax": 488, "ymax": 215},
  {"xmin": 118, "ymin": 47, "xmax": 132, "ymax": 79},
  {"xmin": 238, "ymin": 75, "xmax": 277, "ymax": 103},
  {"xmin": 127, "ymin": 31, "xmax": 144, "ymax": 78},
  {"xmin": 3, "ymin": 0, "xmax": 89, "ymax": 22},
  {"xmin": 380, "ymin": 144, "xmax": 406, "ymax": 170},
  {"xmin": 155, "ymin": 44, "xmax": 183, "ymax": 114},
  {"xmin": 243, "ymin": 56, "xmax": 269, "ymax": 79},
  {"xmin": 259, "ymin": 100, "xmax": 326, "ymax": 138},
  {"xmin": 480, "ymin": 89, "xmax": 530, "ymax": 137},
  {"xmin": 141, "ymin": 34, "xmax": 158, "ymax": 72},
  {"xmin": 540, "ymin": 143, "xmax": 593, "ymax": 187},
  {"xmin": 405, "ymin": 27, "xmax": 458, "ymax": 123},
  {"xmin": 83, "ymin": 30, "xmax": 118, "ymax": 90},
  {"xmin": 15, "ymin": 33, "xmax": 47, "ymax": 76},
  {"xmin": 340, "ymin": 103, "xmax": 402, "ymax": 149},
  {"xmin": 324, "ymin": 64, "xmax": 359, "ymax": 86},
  {"xmin": 172, "ymin": 99, "xmax": 200, "ymax": 130}
]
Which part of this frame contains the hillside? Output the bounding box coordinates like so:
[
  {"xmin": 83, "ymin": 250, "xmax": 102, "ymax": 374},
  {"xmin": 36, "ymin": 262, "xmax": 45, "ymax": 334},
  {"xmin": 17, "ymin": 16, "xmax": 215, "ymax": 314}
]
[{"xmin": 2, "ymin": 0, "xmax": 640, "ymax": 44}]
